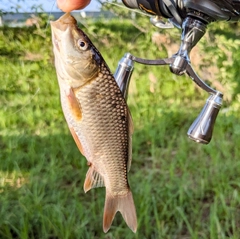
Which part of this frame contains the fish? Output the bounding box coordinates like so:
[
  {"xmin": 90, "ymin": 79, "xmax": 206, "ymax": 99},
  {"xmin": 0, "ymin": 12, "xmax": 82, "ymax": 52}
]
[{"xmin": 50, "ymin": 13, "xmax": 137, "ymax": 233}]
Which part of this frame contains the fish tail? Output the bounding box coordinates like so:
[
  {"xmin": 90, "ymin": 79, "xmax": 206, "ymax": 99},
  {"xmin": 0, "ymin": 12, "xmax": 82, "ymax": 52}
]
[{"xmin": 103, "ymin": 190, "xmax": 137, "ymax": 233}]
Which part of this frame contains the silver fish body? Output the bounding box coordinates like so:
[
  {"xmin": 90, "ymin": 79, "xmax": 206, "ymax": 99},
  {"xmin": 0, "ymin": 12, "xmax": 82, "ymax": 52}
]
[{"xmin": 50, "ymin": 13, "xmax": 137, "ymax": 233}]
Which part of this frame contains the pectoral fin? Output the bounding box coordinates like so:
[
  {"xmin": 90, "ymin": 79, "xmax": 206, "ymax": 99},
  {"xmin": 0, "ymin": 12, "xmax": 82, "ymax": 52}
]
[
  {"xmin": 69, "ymin": 127, "xmax": 85, "ymax": 156},
  {"xmin": 84, "ymin": 166, "xmax": 105, "ymax": 193},
  {"xmin": 66, "ymin": 88, "xmax": 82, "ymax": 121}
]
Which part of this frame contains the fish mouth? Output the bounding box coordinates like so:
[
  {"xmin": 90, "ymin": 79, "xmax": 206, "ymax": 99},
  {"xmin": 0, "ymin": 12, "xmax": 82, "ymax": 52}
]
[
  {"xmin": 50, "ymin": 13, "xmax": 78, "ymax": 52},
  {"xmin": 50, "ymin": 13, "xmax": 77, "ymax": 31}
]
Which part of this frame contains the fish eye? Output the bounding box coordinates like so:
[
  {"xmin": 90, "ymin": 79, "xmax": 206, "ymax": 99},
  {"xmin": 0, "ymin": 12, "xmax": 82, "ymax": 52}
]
[{"xmin": 77, "ymin": 39, "xmax": 88, "ymax": 51}]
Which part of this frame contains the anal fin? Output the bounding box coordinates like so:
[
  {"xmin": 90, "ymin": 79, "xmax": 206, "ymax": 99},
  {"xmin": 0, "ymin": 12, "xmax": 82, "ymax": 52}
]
[{"xmin": 84, "ymin": 166, "xmax": 105, "ymax": 193}]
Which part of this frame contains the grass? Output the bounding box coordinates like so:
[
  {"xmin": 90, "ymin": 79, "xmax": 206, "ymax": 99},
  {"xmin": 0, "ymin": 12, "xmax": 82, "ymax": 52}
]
[{"xmin": 1, "ymin": 15, "xmax": 240, "ymax": 238}]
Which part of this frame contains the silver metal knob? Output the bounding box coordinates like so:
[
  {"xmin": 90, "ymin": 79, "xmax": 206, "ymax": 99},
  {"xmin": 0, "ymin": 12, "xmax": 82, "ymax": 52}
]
[
  {"xmin": 114, "ymin": 53, "xmax": 134, "ymax": 100},
  {"xmin": 187, "ymin": 91, "xmax": 223, "ymax": 144}
]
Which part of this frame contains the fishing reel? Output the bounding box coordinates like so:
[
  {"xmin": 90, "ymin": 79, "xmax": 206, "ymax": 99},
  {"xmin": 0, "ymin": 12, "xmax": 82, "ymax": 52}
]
[
  {"xmin": 113, "ymin": 0, "xmax": 240, "ymax": 144},
  {"xmin": 122, "ymin": 0, "xmax": 240, "ymax": 26}
]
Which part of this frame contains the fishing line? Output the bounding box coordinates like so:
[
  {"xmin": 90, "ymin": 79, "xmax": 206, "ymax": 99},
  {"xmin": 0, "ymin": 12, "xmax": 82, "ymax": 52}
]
[
  {"xmin": 102, "ymin": 1, "xmax": 152, "ymax": 17},
  {"xmin": 45, "ymin": 0, "xmax": 57, "ymax": 31},
  {"xmin": 11, "ymin": 88, "xmax": 40, "ymax": 115}
]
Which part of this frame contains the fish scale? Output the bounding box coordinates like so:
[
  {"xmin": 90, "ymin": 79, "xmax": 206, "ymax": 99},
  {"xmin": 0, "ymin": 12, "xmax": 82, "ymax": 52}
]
[
  {"xmin": 51, "ymin": 13, "xmax": 137, "ymax": 233},
  {"xmin": 74, "ymin": 77, "xmax": 129, "ymax": 187}
]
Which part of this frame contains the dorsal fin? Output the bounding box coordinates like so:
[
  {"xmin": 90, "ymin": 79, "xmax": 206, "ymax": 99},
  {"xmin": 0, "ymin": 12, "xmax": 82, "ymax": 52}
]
[
  {"xmin": 84, "ymin": 166, "xmax": 105, "ymax": 193},
  {"xmin": 127, "ymin": 109, "xmax": 134, "ymax": 172}
]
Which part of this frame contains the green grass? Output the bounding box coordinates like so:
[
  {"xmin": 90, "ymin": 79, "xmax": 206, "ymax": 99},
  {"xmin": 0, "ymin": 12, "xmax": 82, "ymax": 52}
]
[{"xmin": 1, "ymin": 16, "xmax": 240, "ymax": 238}]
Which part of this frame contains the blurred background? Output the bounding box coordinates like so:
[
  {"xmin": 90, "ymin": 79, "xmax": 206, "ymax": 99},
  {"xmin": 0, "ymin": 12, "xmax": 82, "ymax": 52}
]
[
  {"xmin": 1, "ymin": 0, "xmax": 240, "ymax": 238},
  {"xmin": 1, "ymin": 0, "xmax": 100, "ymax": 12}
]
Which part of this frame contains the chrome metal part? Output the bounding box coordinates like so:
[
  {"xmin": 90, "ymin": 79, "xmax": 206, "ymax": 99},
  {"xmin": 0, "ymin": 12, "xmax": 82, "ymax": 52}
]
[
  {"xmin": 132, "ymin": 56, "xmax": 172, "ymax": 65},
  {"xmin": 186, "ymin": 63, "xmax": 216, "ymax": 95},
  {"xmin": 150, "ymin": 16, "xmax": 174, "ymax": 28},
  {"xmin": 114, "ymin": 53, "xmax": 134, "ymax": 100},
  {"xmin": 187, "ymin": 92, "xmax": 223, "ymax": 144},
  {"xmin": 114, "ymin": 15, "xmax": 224, "ymax": 144}
]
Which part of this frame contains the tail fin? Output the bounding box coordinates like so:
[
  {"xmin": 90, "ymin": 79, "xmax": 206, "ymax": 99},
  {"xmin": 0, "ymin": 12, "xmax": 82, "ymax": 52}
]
[{"xmin": 103, "ymin": 190, "xmax": 137, "ymax": 233}]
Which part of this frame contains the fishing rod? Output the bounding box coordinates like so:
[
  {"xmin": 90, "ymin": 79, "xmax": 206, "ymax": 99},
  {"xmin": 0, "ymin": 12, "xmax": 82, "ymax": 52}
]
[{"xmin": 114, "ymin": 0, "xmax": 240, "ymax": 144}]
